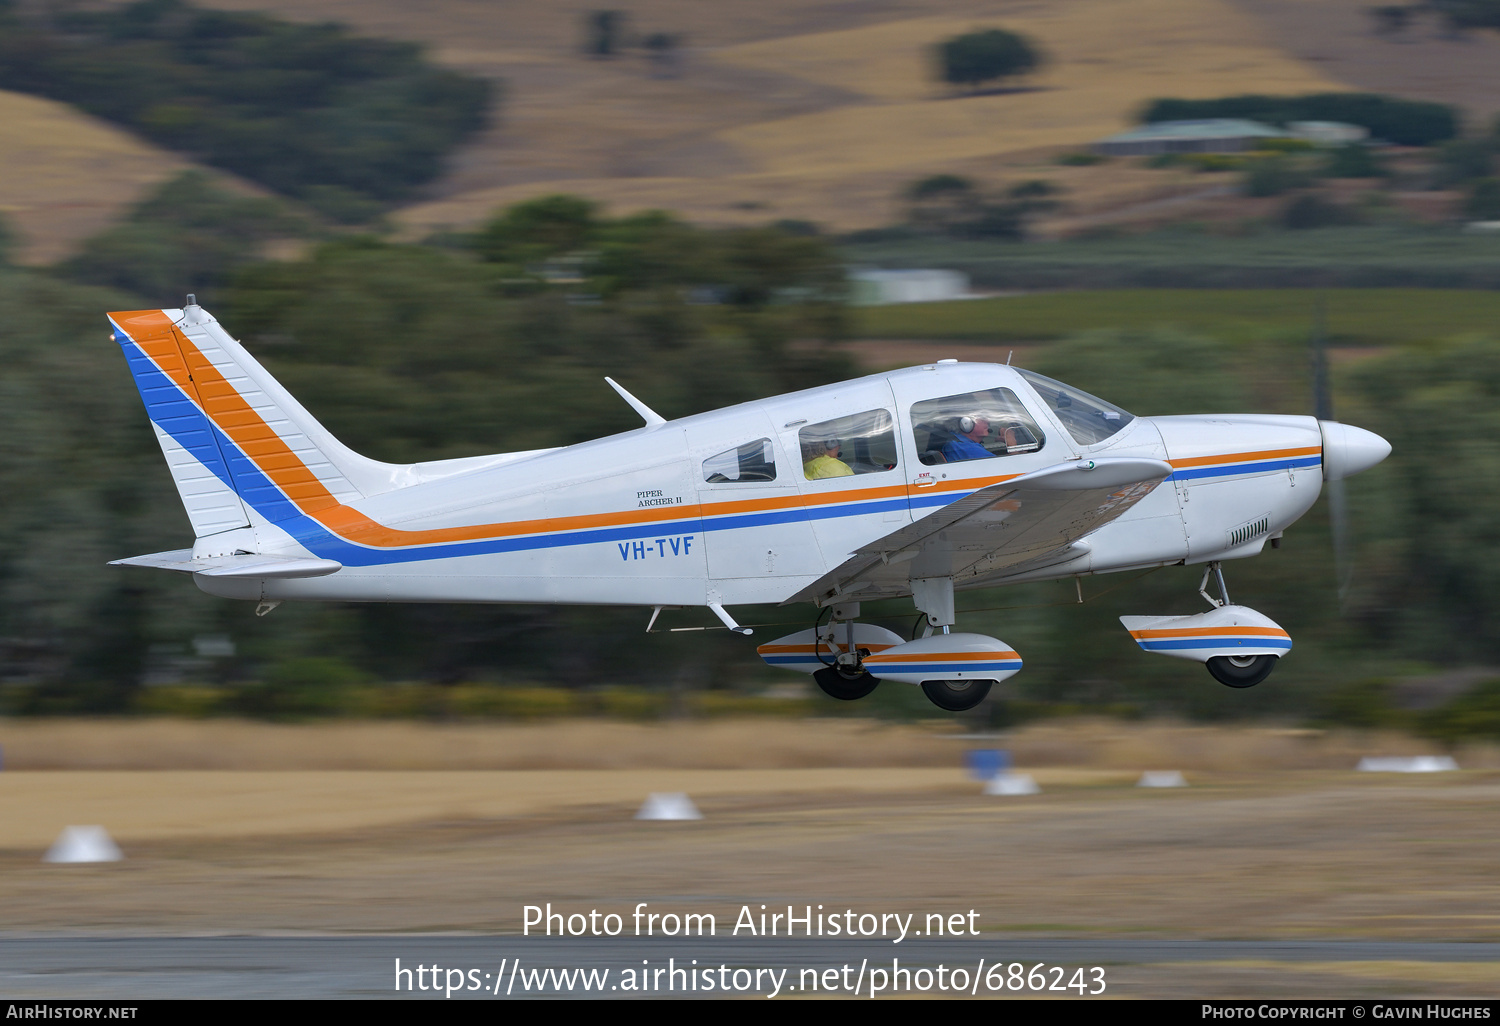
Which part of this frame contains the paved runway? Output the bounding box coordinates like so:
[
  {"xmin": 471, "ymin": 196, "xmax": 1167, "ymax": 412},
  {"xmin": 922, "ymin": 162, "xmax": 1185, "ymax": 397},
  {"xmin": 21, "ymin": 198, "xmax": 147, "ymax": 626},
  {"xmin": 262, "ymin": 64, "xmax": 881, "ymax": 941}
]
[{"xmin": 4, "ymin": 936, "xmax": 1498, "ymax": 999}]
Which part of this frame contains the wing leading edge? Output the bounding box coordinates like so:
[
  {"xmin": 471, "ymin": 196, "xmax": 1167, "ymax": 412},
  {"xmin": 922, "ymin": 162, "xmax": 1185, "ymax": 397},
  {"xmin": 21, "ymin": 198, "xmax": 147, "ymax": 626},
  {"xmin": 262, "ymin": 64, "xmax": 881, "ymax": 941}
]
[{"xmin": 786, "ymin": 457, "xmax": 1174, "ymax": 606}]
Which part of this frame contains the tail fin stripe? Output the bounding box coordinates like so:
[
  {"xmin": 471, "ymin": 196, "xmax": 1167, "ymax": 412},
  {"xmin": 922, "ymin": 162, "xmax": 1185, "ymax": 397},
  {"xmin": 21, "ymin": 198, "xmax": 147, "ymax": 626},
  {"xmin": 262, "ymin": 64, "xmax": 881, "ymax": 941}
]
[{"xmin": 117, "ymin": 309, "xmax": 741, "ymax": 556}]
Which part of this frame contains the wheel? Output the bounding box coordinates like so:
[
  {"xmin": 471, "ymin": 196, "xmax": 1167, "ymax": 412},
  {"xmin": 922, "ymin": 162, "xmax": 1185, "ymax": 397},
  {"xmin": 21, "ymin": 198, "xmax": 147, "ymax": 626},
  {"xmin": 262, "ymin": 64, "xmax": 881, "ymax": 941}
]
[
  {"xmin": 813, "ymin": 665, "xmax": 881, "ymax": 701},
  {"xmin": 1206, "ymin": 654, "xmax": 1277, "ymax": 688},
  {"xmin": 920, "ymin": 678, "xmax": 993, "ymax": 712}
]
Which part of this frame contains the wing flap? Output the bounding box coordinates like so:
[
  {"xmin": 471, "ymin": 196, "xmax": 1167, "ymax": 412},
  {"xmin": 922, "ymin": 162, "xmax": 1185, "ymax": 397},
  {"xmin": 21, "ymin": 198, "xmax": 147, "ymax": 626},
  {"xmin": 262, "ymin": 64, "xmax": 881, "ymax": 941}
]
[{"xmin": 786, "ymin": 457, "xmax": 1172, "ymax": 606}]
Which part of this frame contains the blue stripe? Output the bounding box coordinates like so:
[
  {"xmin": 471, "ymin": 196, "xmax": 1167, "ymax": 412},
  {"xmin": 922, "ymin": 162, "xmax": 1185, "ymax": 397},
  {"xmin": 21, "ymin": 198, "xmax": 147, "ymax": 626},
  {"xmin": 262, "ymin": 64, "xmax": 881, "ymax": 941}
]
[
  {"xmin": 120, "ymin": 339, "xmax": 914, "ymax": 568},
  {"xmin": 122, "ymin": 331, "xmax": 1316, "ymax": 574},
  {"xmin": 1167, "ymin": 456, "xmax": 1320, "ymax": 482},
  {"xmin": 1139, "ymin": 638, "xmax": 1292, "ymax": 652},
  {"xmin": 868, "ymin": 660, "xmax": 1022, "ymax": 673}
]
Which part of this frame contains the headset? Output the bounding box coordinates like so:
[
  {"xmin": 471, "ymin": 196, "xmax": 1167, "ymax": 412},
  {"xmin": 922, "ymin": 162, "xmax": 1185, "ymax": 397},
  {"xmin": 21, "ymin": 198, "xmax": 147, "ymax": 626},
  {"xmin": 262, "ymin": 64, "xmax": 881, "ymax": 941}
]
[{"xmin": 958, "ymin": 415, "xmax": 976, "ymax": 434}]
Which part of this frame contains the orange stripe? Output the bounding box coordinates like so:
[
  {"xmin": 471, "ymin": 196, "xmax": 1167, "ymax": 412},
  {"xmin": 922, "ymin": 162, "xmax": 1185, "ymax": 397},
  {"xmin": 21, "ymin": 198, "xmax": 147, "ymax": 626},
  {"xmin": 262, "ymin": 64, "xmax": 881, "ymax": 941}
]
[
  {"xmin": 1168, "ymin": 446, "xmax": 1320, "ymax": 469},
  {"xmin": 1128, "ymin": 626, "xmax": 1289, "ymax": 640},
  {"xmin": 114, "ymin": 308, "xmax": 1040, "ymax": 550},
  {"xmin": 865, "ymin": 650, "xmax": 1021, "ymax": 663}
]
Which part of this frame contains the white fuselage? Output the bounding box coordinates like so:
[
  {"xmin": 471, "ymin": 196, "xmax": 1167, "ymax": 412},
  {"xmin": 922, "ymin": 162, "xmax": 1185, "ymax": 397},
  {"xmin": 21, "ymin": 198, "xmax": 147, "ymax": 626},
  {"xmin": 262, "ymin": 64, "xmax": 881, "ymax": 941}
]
[{"xmin": 195, "ymin": 362, "xmax": 1324, "ymax": 609}]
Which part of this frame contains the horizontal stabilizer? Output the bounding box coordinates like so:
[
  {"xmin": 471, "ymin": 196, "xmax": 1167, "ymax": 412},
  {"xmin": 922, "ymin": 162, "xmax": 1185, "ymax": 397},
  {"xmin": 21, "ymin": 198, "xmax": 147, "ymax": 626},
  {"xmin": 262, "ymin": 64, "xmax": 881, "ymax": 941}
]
[{"xmin": 109, "ymin": 550, "xmax": 343, "ymax": 579}]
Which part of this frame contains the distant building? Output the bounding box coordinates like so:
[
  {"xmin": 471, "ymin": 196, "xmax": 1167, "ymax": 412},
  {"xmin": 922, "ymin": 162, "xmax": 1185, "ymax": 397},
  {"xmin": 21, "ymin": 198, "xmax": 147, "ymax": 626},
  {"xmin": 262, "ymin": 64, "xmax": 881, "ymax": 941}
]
[
  {"xmin": 1287, "ymin": 121, "xmax": 1369, "ymax": 147},
  {"xmin": 848, "ymin": 269, "xmax": 971, "ymax": 306},
  {"xmin": 1092, "ymin": 119, "xmax": 1284, "ymax": 156}
]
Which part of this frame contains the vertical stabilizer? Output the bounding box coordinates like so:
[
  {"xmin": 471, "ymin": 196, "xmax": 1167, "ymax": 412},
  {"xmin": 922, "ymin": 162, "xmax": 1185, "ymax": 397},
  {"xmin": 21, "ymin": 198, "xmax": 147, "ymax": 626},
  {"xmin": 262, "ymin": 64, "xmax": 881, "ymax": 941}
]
[
  {"xmin": 111, "ymin": 306, "xmax": 252, "ymax": 537},
  {"xmin": 109, "ymin": 301, "xmax": 392, "ymax": 539}
]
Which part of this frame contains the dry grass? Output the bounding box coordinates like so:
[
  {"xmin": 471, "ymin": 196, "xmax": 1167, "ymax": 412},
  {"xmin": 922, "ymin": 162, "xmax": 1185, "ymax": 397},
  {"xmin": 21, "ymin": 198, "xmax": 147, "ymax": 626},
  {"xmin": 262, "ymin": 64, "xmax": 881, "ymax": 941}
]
[
  {"xmin": 5, "ymin": 766, "xmax": 1500, "ymax": 949},
  {"xmin": 13, "ymin": 0, "xmax": 1500, "ymax": 259},
  {"xmin": 3, "ymin": 715, "xmax": 1492, "ymax": 772},
  {"xmin": 0, "ymin": 717, "xmax": 958, "ymax": 771},
  {"xmin": 0, "ymin": 767, "xmax": 971, "ymax": 848},
  {"xmin": 179, "ymin": 0, "xmax": 1345, "ymax": 237},
  {"xmin": 0, "ymin": 91, "xmax": 197, "ymax": 265}
]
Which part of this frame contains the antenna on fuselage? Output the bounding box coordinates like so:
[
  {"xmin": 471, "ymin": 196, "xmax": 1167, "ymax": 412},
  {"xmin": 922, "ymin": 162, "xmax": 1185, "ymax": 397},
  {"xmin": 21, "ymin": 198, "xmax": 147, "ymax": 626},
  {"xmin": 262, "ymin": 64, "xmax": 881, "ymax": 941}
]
[{"xmin": 604, "ymin": 376, "xmax": 666, "ymax": 428}]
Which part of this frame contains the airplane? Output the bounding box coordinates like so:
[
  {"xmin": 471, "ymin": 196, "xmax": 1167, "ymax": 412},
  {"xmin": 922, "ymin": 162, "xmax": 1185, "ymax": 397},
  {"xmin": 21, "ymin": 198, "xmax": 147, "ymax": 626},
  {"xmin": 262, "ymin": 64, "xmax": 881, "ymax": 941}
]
[{"xmin": 106, "ymin": 299, "xmax": 1390, "ymax": 712}]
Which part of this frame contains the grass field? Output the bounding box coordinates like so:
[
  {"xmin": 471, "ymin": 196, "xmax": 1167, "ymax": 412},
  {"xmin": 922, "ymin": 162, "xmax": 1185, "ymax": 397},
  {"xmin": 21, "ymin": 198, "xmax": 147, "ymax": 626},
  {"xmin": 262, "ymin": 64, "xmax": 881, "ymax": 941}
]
[
  {"xmin": 852, "ymin": 288, "xmax": 1500, "ymax": 345},
  {"xmin": 845, "ymin": 225, "xmax": 1500, "ymax": 290},
  {"xmin": 5, "ymin": 718, "xmax": 1497, "ymax": 997},
  {"xmin": 173, "ymin": 0, "xmax": 1348, "ymax": 239},
  {"xmin": 0, "ymin": 91, "xmax": 196, "ymax": 265},
  {"xmin": 13, "ymin": 0, "xmax": 1500, "ymax": 259},
  {"xmin": 3, "ymin": 715, "xmax": 1485, "ymax": 773}
]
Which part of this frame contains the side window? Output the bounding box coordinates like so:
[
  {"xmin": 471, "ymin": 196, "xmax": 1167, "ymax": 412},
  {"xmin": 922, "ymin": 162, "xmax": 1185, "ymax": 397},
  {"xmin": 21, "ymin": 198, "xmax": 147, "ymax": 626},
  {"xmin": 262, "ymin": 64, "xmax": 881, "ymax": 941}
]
[
  {"xmin": 911, "ymin": 388, "xmax": 1046, "ymax": 466},
  {"xmin": 799, "ymin": 409, "xmax": 898, "ymax": 481},
  {"xmin": 703, "ymin": 438, "xmax": 777, "ymax": 483}
]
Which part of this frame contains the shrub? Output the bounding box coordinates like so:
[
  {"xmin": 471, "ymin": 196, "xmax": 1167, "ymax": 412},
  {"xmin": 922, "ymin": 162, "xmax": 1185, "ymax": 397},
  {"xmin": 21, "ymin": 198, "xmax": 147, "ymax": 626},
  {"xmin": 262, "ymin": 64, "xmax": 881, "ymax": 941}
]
[
  {"xmin": 1256, "ymin": 137, "xmax": 1316, "ymax": 153},
  {"xmin": 1322, "ymin": 144, "xmax": 1387, "ymax": 179},
  {"xmin": 1243, "ymin": 156, "xmax": 1312, "ymax": 196},
  {"xmin": 1282, "ymin": 194, "xmax": 1361, "ymax": 229},
  {"xmin": 936, "ymin": 28, "xmax": 1043, "ymax": 90},
  {"xmin": 1466, "ymin": 178, "xmax": 1500, "ymax": 220},
  {"xmin": 1421, "ymin": 678, "xmax": 1500, "ymax": 743}
]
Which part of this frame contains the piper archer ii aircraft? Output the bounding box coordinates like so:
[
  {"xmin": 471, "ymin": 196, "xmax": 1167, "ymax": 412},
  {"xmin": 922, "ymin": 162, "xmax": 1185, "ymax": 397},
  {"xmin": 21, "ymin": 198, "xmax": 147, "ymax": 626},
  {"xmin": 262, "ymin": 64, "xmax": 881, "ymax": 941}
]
[{"xmin": 107, "ymin": 300, "xmax": 1390, "ymax": 712}]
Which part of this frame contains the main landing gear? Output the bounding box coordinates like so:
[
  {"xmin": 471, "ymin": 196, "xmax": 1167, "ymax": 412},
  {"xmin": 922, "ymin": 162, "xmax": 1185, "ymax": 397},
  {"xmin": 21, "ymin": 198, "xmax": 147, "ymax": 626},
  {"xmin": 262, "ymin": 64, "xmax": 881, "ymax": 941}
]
[
  {"xmin": 811, "ymin": 607, "xmax": 882, "ymax": 701},
  {"xmin": 920, "ymin": 678, "xmax": 993, "ymax": 712},
  {"xmin": 754, "ymin": 581, "xmax": 1021, "ymax": 713}
]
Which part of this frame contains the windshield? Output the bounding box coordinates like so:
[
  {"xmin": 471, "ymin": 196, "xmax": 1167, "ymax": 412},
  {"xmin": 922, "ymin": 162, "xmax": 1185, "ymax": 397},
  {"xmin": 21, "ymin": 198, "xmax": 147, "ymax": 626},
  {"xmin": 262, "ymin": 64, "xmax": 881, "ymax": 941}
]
[{"xmin": 1017, "ymin": 369, "xmax": 1134, "ymax": 446}]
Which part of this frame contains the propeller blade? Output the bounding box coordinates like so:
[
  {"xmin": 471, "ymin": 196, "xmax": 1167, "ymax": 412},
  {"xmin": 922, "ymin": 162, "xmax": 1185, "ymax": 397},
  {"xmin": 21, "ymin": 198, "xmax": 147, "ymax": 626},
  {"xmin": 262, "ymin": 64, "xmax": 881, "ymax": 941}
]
[
  {"xmin": 1327, "ymin": 474, "xmax": 1351, "ymax": 612},
  {"xmin": 1311, "ymin": 295, "xmax": 1333, "ymax": 421},
  {"xmin": 1310, "ymin": 295, "xmax": 1349, "ymax": 611}
]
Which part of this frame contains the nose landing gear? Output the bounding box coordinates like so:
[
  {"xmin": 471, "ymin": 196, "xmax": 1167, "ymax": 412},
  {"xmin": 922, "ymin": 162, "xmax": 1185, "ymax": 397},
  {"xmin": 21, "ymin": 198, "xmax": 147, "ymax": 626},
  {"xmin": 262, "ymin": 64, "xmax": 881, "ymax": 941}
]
[{"xmin": 1120, "ymin": 562, "xmax": 1292, "ymax": 689}]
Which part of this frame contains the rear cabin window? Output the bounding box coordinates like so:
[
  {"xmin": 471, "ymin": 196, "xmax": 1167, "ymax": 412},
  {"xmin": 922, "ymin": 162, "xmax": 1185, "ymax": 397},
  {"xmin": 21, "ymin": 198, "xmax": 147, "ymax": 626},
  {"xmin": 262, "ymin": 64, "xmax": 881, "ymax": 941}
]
[
  {"xmin": 910, "ymin": 388, "xmax": 1045, "ymax": 466},
  {"xmin": 703, "ymin": 438, "xmax": 777, "ymax": 483},
  {"xmin": 798, "ymin": 409, "xmax": 898, "ymax": 481}
]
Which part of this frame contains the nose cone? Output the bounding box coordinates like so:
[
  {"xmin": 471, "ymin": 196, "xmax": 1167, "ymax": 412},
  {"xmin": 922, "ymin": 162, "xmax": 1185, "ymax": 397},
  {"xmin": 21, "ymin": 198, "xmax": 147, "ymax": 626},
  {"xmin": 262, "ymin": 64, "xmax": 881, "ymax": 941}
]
[{"xmin": 1320, "ymin": 421, "xmax": 1391, "ymax": 481}]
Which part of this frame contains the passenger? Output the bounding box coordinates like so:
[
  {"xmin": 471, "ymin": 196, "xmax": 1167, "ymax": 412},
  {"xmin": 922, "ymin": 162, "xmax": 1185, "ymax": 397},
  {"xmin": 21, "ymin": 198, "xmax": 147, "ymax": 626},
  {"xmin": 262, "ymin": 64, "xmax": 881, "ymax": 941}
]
[
  {"xmin": 804, "ymin": 438, "xmax": 854, "ymax": 479},
  {"xmin": 941, "ymin": 415, "xmax": 996, "ymax": 463}
]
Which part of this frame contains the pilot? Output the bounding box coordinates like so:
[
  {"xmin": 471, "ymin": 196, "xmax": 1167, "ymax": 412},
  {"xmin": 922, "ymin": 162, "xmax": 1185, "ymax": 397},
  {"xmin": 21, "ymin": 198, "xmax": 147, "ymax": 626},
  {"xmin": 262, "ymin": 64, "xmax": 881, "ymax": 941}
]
[
  {"xmin": 803, "ymin": 437, "xmax": 854, "ymax": 479},
  {"xmin": 940, "ymin": 415, "xmax": 996, "ymax": 463}
]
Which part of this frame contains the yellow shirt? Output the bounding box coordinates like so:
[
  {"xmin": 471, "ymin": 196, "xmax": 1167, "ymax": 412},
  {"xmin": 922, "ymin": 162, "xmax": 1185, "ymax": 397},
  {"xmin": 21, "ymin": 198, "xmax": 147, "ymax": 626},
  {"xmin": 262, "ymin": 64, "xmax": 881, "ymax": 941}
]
[{"xmin": 804, "ymin": 454, "xmax": 853, "ymax": 479}]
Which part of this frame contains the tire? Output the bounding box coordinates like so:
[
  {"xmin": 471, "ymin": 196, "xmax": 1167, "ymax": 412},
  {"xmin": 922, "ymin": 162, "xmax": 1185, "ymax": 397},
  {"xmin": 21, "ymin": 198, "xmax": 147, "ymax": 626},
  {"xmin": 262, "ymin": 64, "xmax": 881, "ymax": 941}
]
[
  {"xmin": 813, "ymin": 666, "xmax": 881, "ymax": 701},
  {"xmin": 1206, "ymin": 654, "xmax": 1277, "ymax": 688},
  {"xmin": 920, "ymin": 678, "xmax": 993, "ymax": 712}
]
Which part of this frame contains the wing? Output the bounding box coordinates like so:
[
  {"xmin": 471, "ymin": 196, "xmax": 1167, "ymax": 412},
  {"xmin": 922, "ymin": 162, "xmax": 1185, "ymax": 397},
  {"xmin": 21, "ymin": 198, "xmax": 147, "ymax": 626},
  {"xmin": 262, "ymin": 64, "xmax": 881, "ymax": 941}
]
[{"xmin": 786, "ymin": 457, "xmax": 1173, "ymax": 606}]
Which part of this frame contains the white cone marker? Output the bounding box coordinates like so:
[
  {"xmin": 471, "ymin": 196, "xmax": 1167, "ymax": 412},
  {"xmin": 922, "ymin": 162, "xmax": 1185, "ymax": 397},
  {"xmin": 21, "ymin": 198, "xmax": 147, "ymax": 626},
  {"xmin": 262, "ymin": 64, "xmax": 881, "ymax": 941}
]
[
  {"xmin": 43, "ymin": 826, "xmax": 123, "ymax": 864},
  {"xmin": 635, "ymin": 793, "xmax": 703, "ymax": 820}
]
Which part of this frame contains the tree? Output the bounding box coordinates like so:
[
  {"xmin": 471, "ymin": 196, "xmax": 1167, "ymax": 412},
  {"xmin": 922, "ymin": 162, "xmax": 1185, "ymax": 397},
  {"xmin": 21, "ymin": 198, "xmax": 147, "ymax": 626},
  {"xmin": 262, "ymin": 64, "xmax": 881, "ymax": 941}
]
[
  {"xmin": 584, "ymin": 10, "xmax": 626, "ymax": 57},
  {"xmin": 936, "ymin": 29, "xmax": 1041, "ymax": 92},
  {"xmin": 1466, "ymin": 178, "xmax": 1500, "ymax": 220},
  {"xmin": 1367, "ymin": 5, "xmax": 1416, "ymax": 34},
  {"xmin": 643, "ymin": 32, "xmax": 683, "ymax": 78}
]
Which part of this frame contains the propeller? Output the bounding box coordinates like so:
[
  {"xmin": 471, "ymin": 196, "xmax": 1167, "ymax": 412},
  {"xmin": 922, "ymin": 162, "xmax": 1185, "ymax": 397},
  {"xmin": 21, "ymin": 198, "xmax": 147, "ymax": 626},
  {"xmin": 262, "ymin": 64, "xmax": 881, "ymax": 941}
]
[
  {"xmin": 1310, "ymin": 297, "xmax": 1391, "ymax": 613},
  {"xmin": 1309, "ymin": 298, "xmax": 1351, "ymax": 609}
]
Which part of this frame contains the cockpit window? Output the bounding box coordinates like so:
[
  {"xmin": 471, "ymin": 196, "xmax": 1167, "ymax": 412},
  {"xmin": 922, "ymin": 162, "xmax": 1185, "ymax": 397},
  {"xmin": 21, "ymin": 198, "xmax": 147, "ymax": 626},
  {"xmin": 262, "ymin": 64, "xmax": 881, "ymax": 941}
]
[
  {"xmin": 1018, "ymin": 369, "xmax": 1135, "ymax": 446},
  {"xmin": 799, "ymin": 409, "xmax": 897, "ymax": 481},
  {"xmin": 703, "ymin": 438, "xmax": 776, "ymax": 483},
  {"xmin": 910, "ymin": 388, "xmax": 1045, "ymax": 466}
]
